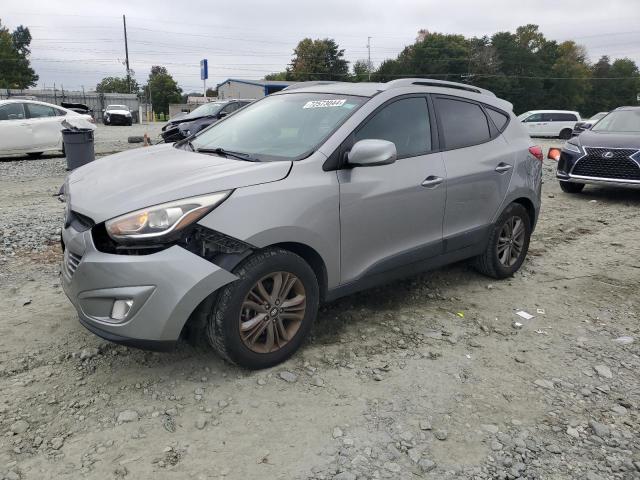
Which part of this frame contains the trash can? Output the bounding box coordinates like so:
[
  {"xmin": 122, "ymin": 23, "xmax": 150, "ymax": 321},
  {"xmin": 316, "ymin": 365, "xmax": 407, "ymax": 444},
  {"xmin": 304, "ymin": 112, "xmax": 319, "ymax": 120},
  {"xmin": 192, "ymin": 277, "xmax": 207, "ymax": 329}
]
[{"xmin": 62, "ymin": 128, "xmax": 95, "ymax": 170}]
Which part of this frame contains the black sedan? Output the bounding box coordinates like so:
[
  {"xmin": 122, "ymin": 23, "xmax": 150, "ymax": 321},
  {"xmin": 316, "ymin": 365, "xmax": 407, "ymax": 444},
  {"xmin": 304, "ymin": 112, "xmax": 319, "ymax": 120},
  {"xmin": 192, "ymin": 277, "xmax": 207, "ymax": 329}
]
[
  {"xmin": 161, "ymin": 99, "xmax": 251, "ymax": 142},
  {"xmin": 550, "ymin": 107, "xmax": 640, "ymax": 193}
]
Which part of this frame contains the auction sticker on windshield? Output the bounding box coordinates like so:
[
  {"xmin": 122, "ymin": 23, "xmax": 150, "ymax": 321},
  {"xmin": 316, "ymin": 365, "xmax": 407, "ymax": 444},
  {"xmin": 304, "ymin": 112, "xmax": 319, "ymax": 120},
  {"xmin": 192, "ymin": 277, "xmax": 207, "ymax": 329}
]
[{"xmin": 303, "ymin": 99, "xmax": 347, "ymax": 109}]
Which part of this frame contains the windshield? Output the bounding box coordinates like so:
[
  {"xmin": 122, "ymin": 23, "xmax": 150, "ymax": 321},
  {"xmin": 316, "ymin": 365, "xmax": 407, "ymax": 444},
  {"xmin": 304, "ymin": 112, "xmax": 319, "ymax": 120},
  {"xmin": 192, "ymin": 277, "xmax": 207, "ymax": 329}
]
[
  {"xmin": 191, "ymin": 93, "xmax": 366, "ymax": 161},
  {"xmin": 591, "ymin": 110, "xmax": 640, "ymax": 133},
  {"xmin": 184, "ymin": 102, "xmax": 225, "ymax": 119},
  {"xmin": 517, "ymin": 111, "xmax": 532, "ymax": 120},
  {"xmin": 107, "ymin": 105, "xmax": 128, "ymax": 111}
]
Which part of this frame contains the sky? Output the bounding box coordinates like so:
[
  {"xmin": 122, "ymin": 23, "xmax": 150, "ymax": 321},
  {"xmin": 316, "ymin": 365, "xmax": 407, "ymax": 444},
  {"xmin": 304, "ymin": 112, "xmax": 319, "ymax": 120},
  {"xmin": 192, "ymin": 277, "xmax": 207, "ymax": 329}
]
[{"xmin": 2, "ymin": 0, "xmax": 640, "ymax": 94}]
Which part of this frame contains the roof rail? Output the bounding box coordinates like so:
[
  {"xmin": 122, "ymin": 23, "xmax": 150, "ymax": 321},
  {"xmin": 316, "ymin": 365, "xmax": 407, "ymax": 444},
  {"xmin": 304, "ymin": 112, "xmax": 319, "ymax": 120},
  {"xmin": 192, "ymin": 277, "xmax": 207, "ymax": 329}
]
[
  {"xmin": 282, "ymin": 81, "xmax": 340, "ymax": 91},
  {"xmin": 384, "ymin": 78, "xmax": 495, "ymax": 97}
]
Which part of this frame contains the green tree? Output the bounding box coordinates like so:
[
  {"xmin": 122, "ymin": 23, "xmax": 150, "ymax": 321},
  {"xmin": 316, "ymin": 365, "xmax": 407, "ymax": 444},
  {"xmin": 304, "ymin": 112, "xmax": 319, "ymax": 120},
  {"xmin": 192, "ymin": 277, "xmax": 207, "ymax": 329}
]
[
  {"xmin": 373, "ymin": 32, "xmax": 471, "ymax": 82},
  {"xmin": 96, "ymin": 76, "xmax": 140, "ymax": 94},
  {"xmin": 0, "ymin": 20, "xmax": 38, "ymax": 89},
  {"xmin": 609, "ymin": 58, "xmax": 640, "ymax": 108},
  {"xmin": 352, "ymin": 59, "xmax": 372, "ymax": 82},
  {"xmin": 586, "ymin": 56, "xmax": 614, "ymax": 115},
  {"xmin": 289, "ymin": 38, "xmax": 349, "ymax": 81},
  {"xmin": 264, "ymin": 71, "xmax": 288, "ymax": 81},
  {"xmin": 546, "ymin": 41, "xmax": 591, "ymax": 111},
  {"xmin": 143, "ymin": 66, "xmax": 182, "ymax": 115}
]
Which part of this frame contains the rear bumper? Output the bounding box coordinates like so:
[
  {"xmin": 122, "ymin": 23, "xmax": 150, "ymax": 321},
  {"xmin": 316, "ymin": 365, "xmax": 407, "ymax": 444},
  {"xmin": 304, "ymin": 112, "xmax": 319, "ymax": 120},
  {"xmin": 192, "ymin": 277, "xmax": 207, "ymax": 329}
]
[{"xmin": 61, "ymin": 225, "xmax": 237, "ymax": 348}]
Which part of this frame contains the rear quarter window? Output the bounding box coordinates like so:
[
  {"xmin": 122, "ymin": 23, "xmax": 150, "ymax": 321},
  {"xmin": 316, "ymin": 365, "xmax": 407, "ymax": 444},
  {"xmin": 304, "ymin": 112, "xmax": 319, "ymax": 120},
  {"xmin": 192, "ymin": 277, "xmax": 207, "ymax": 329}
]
[
  {"xmin": 435, "ymin": 97, "xmax": 491, "ymax": 150},
  {"xmin": 486, "ymin": 107, "xmax": 509, "ymax": 132}
]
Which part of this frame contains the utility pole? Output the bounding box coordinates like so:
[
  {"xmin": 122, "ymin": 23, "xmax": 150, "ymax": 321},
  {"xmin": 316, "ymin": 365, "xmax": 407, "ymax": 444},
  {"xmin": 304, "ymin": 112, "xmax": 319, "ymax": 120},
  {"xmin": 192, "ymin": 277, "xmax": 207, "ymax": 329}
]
[
  {"xmin": 367, "ymin": 36, "xmax": 372, "ymax": 81},
  {"xmin": 123, "ymin": 15, "xmax": 131, "ymax": 93}
]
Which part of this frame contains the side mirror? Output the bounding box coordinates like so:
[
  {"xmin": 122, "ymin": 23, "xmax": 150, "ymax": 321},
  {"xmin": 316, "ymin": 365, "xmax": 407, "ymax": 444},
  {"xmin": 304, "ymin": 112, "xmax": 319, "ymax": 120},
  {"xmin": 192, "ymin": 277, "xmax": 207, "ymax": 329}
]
[
  {"xmin": 218, "ymin": 111, "xmax": 228, "ymax": 118},
  {"xmin": 547, "ymin": 147, "xmax": 561, "ymax": 161},
  {"xmin": 582, "ymin": 122, "xmax": 593, "ymax": 130},
  {"xmin": 347, "ymin": 139, "xmax": 397, "ymax": 167}
]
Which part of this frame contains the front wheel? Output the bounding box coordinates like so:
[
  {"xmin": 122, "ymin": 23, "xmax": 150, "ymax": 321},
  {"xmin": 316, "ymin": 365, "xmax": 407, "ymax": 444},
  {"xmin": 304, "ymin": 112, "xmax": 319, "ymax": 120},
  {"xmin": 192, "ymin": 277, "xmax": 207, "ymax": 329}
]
[
  {"xmin": 559, "ymin": 181, "xmax": 584, "ymax": 193},
  {"xmin": 473, "ymin": 203, "xmax": 531, "ymax": 279},
  {"xmin": 206, "ymin": 248, "xmax": 319, "ymax": 369}
]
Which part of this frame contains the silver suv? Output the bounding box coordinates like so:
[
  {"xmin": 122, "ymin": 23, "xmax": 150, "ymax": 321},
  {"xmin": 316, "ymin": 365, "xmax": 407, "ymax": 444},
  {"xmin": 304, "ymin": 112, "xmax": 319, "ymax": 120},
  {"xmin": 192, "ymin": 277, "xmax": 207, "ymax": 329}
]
[{"xmin": 61, "ymin": 79, "xmax": 542, "ymax": 369}]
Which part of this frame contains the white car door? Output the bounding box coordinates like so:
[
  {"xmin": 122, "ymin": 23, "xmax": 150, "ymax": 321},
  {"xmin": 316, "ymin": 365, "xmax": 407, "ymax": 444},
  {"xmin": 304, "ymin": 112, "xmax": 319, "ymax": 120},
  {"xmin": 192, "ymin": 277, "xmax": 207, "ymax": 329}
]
[
  {"xmin": 0, "ymin": 103, "xmax": 32, "ymax": 153},
  {"xmin": 25, "ymin": 103, "xmax": 64, "ymax": 151},
  {"xmin": 521, "ymin": 112, "xmax": 544, "ymax": 136}
]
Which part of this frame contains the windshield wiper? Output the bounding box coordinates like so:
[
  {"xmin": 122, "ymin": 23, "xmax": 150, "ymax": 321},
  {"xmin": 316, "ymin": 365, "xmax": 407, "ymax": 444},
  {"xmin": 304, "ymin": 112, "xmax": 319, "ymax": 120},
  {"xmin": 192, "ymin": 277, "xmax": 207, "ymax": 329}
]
[{"xmin": 196, "ymin": 147, "xmax": 260, "ymax": 162}]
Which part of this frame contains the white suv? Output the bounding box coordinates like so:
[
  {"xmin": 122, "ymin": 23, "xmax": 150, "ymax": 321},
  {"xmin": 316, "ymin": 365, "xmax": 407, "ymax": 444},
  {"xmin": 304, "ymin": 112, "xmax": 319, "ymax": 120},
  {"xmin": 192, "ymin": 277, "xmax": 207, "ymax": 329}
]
[{"xmin": 518, "ymin": 110, "xmax": 581, "ymax": 139}]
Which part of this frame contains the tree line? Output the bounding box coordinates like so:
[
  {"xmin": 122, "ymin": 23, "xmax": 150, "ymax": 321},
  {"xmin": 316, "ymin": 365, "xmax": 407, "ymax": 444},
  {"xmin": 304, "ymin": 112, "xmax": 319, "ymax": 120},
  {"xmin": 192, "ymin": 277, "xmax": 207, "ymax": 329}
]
[{"xmin": 266, "ymin": 25, "xmax": 640, "ymax": 116}]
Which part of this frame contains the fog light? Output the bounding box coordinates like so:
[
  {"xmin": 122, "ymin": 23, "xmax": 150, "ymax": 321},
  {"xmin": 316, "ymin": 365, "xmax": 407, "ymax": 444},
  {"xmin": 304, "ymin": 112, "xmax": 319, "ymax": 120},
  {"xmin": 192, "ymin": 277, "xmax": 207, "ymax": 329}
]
[{"xmin": 111, "ymin": 299, "xmax": 133, "ymax": 321}]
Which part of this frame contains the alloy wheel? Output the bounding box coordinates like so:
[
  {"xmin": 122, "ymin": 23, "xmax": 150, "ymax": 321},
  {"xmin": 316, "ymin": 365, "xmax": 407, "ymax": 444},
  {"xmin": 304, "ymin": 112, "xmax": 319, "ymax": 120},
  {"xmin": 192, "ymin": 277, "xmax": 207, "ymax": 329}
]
[
  {"xmin": 497, "ymin": 216, "xmax": 525, "ymax": 267},
  {"xmin": 239, "ymin": 272, "xmax": 306, "ymax": 353}
]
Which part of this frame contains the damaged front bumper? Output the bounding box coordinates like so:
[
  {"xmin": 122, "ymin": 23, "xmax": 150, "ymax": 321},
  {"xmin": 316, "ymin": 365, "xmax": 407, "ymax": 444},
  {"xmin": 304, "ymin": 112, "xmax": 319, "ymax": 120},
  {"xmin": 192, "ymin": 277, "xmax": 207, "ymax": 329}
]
[{"xmin": 61, "ymin": 224, "xmax": 238, "ymax": 350}]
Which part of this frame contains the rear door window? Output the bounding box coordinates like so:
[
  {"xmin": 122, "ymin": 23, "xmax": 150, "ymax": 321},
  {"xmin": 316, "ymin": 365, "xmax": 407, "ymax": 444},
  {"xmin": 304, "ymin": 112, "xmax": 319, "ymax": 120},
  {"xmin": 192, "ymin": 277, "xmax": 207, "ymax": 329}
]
[
  {"xmin": 26, "ymin": 103, "xmax": 57, "ymax": 118},
  {"xmin": 556, "ymin": 113, "xmax": 578, "ymax": 121},
  {"xmin": 0, "ymin": 103, "xmax": 26, "ymax": 121},
  {"xmin": 545, "ymin": 112, "xmax": 578, "ymax": 122},
  {"xmin": 354, "ymin": 97, "xmax": 431, "ymax": 158},
  {"xmin": 435, "ymin": 97, "xmax": 491, "ymax": 149}
]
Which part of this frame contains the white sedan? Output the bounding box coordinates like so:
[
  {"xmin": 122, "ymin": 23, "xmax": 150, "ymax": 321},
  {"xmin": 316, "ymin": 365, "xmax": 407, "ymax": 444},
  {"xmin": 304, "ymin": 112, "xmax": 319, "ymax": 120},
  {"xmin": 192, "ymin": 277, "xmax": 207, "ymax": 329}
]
[{"xmin": 0, "ymin": 99, "xmax": 95, "ymax": 157}]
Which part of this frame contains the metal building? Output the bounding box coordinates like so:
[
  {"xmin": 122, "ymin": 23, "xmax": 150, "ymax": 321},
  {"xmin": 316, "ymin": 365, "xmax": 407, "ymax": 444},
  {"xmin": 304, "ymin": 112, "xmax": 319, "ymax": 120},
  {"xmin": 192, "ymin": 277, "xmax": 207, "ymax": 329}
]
[{"xmin": 216, "ymin": 79, "xmax": 296, "ymax": 100}]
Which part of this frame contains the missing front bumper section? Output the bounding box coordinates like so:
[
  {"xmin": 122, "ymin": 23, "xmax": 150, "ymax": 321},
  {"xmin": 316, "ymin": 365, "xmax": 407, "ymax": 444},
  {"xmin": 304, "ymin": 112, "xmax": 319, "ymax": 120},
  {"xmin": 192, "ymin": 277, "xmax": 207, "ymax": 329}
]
[{"xmin": 92, "ymin": 224, "xmax": 254, "ymax": 264}]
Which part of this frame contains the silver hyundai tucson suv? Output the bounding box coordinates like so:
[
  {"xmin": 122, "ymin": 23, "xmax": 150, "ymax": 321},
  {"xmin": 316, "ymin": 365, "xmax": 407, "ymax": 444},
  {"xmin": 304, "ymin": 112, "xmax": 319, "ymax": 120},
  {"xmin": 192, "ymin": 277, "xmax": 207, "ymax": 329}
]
[{"xmin": 61, "ymin": 79, "xmax": 543, "ymax": 369}]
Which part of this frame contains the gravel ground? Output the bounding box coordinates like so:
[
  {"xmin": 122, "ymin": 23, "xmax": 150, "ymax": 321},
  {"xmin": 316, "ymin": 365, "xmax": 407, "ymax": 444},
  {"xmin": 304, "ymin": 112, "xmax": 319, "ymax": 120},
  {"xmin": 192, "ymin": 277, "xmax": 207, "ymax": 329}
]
[{"xmin": 0, "ymin": 138, "xmax": 639, "ymax": 480}]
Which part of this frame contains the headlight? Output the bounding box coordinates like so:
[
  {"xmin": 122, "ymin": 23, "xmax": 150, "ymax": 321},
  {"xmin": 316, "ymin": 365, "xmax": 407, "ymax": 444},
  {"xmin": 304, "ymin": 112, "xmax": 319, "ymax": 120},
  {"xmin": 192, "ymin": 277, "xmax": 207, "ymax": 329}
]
[
  {"xmin": 563, "ymin": 142, "xmax": 581, "ymax": 154},
  {"xmin": 105, "ymin": 191, "xmax": 231, "ymax": 240}
]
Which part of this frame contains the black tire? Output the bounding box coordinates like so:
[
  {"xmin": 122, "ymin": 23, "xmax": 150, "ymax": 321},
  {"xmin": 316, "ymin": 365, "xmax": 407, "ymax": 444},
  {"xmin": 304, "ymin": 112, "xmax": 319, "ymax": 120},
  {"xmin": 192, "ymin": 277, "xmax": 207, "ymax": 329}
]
[
  {"xmin": 559, "ymin": 181, "xmax": 585, "ymax": 193},
  {"xmin": 205, "ymin": 248, "xmax": 319, "ymax": 369},
  {"xmin": 127, "ymin": 119, "xmax": 133, "ymax": 126},
  {"xmin": 559, "ymin": 128, "xmax": 572, "ymax": 140},
  {"xmin": 473, "ymin": 203, "xmax": 531, "ymax": 279},
  {"xmin": 27, "ymin": 152, "xmax": 43, "ymax": 158}
]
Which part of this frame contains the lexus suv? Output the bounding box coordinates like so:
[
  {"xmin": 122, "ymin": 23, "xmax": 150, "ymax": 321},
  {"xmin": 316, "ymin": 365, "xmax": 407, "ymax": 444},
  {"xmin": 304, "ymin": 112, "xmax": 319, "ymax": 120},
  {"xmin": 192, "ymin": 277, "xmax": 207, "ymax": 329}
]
[
  {"xmin": 552, "ymin": 106, "xmax": 640, "ymax": 193},
  {"xmin": 60, "ymin": 79, "xmax": 542, "ymax": 369}
]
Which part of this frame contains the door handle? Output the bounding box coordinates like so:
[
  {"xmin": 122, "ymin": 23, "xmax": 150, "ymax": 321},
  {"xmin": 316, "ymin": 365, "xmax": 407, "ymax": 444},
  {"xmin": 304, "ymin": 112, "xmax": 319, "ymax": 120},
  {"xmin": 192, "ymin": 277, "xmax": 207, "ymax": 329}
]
[
  {"xmin": 495, "ymin": 163, "xmax": 513, "ymax": 173},
  {"xmin": 421, "ymin": 175, "xmax": 443, "ymax": 188}
]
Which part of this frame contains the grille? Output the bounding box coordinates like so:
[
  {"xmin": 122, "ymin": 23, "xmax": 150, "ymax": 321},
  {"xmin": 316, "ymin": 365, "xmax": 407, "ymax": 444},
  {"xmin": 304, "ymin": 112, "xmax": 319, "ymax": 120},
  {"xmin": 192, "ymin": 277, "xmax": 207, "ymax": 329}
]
[
  {"xmin": 65, "ymin": 251, "xmax": 82, "ymax": 277},
  {"xmin": 572, "ymin": 147, "xmax": 640, "ymax": 180}
]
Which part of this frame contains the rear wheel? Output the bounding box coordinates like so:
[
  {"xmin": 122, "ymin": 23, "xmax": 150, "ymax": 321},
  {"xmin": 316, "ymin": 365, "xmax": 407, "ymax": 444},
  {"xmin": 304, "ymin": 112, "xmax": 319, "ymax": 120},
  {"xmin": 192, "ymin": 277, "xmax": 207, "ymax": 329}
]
[
  {"xmin": 559, "ymin": 128, "xmax": 572, "ymax": 140},
  {"xmin": 473, "ymin": 203, "xmax": 531, "ymax": 279},
  {"xmin": 205, "ymin": 248, "xmax": 319, "ymax": 369},
  {"xmin": 559, "ymin": 181, "xmax": 585, "ymax": 193}
]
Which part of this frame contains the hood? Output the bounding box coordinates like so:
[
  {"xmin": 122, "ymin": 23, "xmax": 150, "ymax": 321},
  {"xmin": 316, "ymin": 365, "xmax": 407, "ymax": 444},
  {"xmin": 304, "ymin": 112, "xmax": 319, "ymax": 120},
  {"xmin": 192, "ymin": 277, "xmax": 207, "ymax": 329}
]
[
  {"xmin": 577, "ymin": 130, "xmax": 640, "ymax": 149},
  {"xmin": 67, "ymin": 144, "xmax": 292, "ymax": 223}
]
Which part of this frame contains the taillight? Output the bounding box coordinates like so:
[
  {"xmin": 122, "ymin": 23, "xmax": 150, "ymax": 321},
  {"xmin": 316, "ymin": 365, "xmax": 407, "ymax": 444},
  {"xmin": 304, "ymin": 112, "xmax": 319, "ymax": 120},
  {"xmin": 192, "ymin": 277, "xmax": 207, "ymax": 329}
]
[{"xmin": 528, "ymin": 146, "xmax": 543, "ymax": 161}]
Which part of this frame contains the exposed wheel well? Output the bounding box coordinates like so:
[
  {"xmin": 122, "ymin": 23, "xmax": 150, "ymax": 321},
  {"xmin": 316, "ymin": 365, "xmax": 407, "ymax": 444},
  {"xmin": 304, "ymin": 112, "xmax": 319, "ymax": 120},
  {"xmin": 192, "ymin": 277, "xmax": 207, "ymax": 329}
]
[
  {"xmin": 271, "ymin": 242, "xmax": 328, "ymax": 301},
  {"xmin": 512, "ymin": 197, "xmax": 536, "ymax": 229}
]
